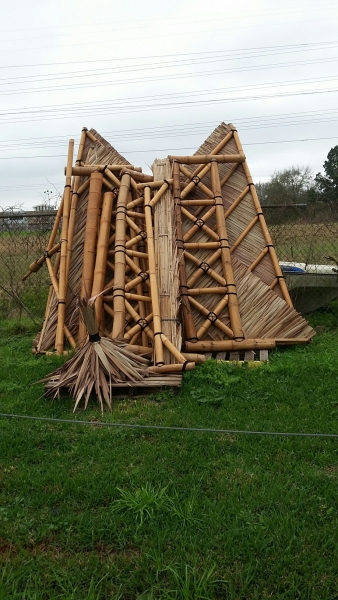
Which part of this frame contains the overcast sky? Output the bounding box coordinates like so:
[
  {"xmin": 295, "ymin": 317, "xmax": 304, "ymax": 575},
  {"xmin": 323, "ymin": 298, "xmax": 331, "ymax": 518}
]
[{"xmin": 0, "ymin": 0, "xmax": 338, "ymax": 210}]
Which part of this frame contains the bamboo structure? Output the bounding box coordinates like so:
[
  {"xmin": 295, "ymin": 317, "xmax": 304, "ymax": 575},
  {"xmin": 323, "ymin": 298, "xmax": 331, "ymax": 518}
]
[{"xmin": 25, "ymin": 123, "xmax": 315, "ymax": 408}]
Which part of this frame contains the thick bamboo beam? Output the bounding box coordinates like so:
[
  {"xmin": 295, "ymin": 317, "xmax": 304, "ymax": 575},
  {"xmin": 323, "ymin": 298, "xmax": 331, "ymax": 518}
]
[
  {"xmin": 78, "ymin": 171, "xmax": 104, "ymax": 342},
  {"xmin": 210, "ymin": 160, "xmax": 244, "ymax": 340},
  {"xmin": 172, "ymin": 161, "xmax": 197, "ymax": 342},
  {"xmin": 185, "ymin": 339, "xmax": 276, "ymax": 352},
  {"xmin": 111, "ymin": 173, "xmax": 130, "ymax": 339},
  {"xmin": 144, "ymin": 187, "xmax": 165, "ymax": 366},
  {"xmin": 169, "ymin": 153, "xmax": 245, "ymax": 164},
  {"xmin": 66, "ymin": 130, "xmax": 87, "ymax": 282},
  {"xmin": 55, "ymin": 139, "xmax": 74, "ymax": 355},
  {"xmin": 91, "ymin": 191, "xmax": 114, "ymax": 329}
]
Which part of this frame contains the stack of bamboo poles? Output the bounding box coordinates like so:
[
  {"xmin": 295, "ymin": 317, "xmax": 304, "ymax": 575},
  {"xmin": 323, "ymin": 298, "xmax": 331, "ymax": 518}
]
[{"xmin": 24, "ymin": 124, "xmax": 314, "ymax": 402}]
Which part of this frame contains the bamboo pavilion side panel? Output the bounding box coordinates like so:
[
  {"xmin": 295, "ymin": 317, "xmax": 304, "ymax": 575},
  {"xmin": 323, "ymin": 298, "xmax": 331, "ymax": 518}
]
[
  {"xmin": 36, "ymin": 131, "xmax": 131, "ymax": 352},
  {"xmin": 192, "ymin": 123, "xmax": 286, "ymax": 300}
]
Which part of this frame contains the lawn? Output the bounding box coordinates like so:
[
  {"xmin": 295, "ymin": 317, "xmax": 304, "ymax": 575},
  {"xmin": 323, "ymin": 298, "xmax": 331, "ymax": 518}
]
[{"xmin": 1, "ymin": 309, "xmax": 338, "ymax": 599}]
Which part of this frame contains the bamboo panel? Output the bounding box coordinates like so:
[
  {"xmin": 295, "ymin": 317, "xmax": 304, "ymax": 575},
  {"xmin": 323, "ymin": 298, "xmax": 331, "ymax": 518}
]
[
  {"xmin": 36, "ymin": 129, "xmax": 132, "ymax": 352},
  {"xmin": 153, "ymin": 159, "xmax": 181, "ymax": 364}
]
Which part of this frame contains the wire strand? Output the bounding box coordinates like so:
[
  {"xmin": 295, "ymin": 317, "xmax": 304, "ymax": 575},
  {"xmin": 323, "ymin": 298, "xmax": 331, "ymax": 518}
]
[{"xmin": 0, "ymin": 412, "xmax": 337, "ymax": 439}]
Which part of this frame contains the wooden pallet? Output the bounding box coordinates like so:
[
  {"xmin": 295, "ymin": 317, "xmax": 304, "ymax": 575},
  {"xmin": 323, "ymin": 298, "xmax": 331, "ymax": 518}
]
[{"xmin": 211, "ymin": 349, "xmax": 269, "ymax": 365}]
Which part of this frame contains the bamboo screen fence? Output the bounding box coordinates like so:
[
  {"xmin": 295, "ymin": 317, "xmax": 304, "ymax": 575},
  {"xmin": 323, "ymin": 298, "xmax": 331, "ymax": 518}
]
[{"xmin": 23, "ymin": 124, "xmax": 315, "ymax": 394}]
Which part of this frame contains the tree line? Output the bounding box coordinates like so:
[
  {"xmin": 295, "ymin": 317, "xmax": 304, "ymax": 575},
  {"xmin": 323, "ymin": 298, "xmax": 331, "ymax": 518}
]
[{"xmin": 256, "ymin": 145, "xmax": 338, "ymax": 206}]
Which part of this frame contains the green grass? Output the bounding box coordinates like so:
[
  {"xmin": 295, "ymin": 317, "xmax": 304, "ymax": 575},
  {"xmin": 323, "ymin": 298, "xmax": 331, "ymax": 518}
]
[{"xmin": 1, "ymin": 313, "xmax": 338, "ymax": 599}]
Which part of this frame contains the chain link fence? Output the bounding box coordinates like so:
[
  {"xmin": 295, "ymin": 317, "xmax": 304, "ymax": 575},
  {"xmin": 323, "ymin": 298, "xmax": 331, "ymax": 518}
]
[
  {"xmin": 0, "ymin": 212, "xmax": 56, "ymax": 324},
  {"xmin": 0, "ymin": 204, "xmax": 338, "ymax": 323}
]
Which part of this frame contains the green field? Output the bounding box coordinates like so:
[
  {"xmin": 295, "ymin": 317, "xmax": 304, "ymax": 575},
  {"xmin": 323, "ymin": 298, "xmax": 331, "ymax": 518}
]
[{"xmin": 1, "ymin": 307, "xmax": 338, "ymax": 599}]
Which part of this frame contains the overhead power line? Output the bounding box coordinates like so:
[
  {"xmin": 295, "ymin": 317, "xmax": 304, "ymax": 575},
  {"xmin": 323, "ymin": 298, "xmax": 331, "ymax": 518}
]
[
  {"xmin": 0, "ymin": 40, "xmax": 337, "ymax": 70},
  {"xmin": 0, "ymin": 135, "xmax": 337, "ymax": 161}
]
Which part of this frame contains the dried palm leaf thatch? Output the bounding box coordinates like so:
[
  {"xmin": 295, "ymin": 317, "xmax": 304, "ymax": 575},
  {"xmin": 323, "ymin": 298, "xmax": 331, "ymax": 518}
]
[{"xmin": 41, "ymin": 298, "xmax": 149, "ymax": 412}]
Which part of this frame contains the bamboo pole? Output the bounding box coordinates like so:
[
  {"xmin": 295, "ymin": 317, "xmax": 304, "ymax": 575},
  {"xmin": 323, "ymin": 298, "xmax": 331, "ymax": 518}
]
[
  {"xmin": 125, "ymin": 232, "xmax": 147, "ymax": 249},
  {"xmin": 224, "ymin": 186, "xmax": 250, "ymax": 220},
  {"xmin": 144, "ymin": 186, "xmax": 165, "ymax": 366},
  {"xmin": 181, "ymin": 206, "xmax": 219, "ymax": 242},
  {"xmin": 248, "ymin": 247, "xmax": 269, "ymax": 272},
  {"xmin": 78, "ymin": 172, "xmax": 104, "ymax": 342},
  {"xmin": 184, "ymin": 242, "xmax": 221, "ymax": 250},
  {"xmin": 119, "ymin": 168, "xmax": 153, "ymax": 183},
  {"xmin": 188, "ymin": 287, "xmax": 227, "ymax": 295},
  {"xmin": 183, "ymin": 129, "xmax": 234, "ymax": 182},
  {"xmin": 169, "ymin": 154, "xmax": 245, "ymax": 164},
  {"xmin": 210, "ymin": 160, "xmax": 244, "ymax": 340},
  {"xmin": 180, "ymin": 163, "xmax": 213, "ymax": 200},
  {"xmin": 136, "ymin": 179, "xmax": 173, "ymax": 190},
  {"xmin": 127, "ymin": 197, "xmax": 145, "ymax": 210},
  {"xmin": 91, "ymin": 191, "xmax": 114, "ymax": 329},
  {"xmin": 180, "ymin": 199, "xmax": 215, "ymax": 207},
  {"xmin": 172, "ymin": 161, "xmax": 197, "ymax": 342},
  {"xmin": 66, "ymin": 128, "xmax": 88, "ymax": 281},
  {"xmin": 185, "ymin": 339, "xmax": 276, "ymax": 352},
  {"xmin": 149, "ymin": 363, "xmax": 195, "ymax": 374},
  {"xmin": 188, "ymin": 295, "xmax": 233, "ymax": 339},
  {"xmin": 231, "ymin": 126, "xmax": 293, "ymax": 307},
  {"xmin": 22, "ymin": 243, "xmax": 61, "ymax": 281},
  {"xmin": 55, "ymin": 139, "xmax": 74, "ymax": 355},
  {"xmin": 187, "ymin": 249, "xmax": 221, "ymax": 288},
  {"xmin": 86, "ymin": 130, "xmax": 98, "ymax": 143},
  {"xmin": 111, "ymin": 173, "xmax": 131, "ymax": 339},
  {"xmin": 179, "ymin": 164, "xmax": 214, "ymax": 199},
  {"xmin": 70, "ymin": 165, "xmax": 139, "ymax": 175},
  {"xmin": 149, "ymin": 180, "xmax": 171, "ymax": 208},
  {"xmin": 230, "ymin": 216, "xmax": 258, "ymax": 254},
  {"xmin": 220, "ymin": 162, "xmax": 239, "ymax": 187},
  {"xmin": 181, "ymin": 353, "xmax": 206, "ymax": 364},
  {"xmin": 184, "ymin": 251, "xmax": 226, "ymax": 286}
]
